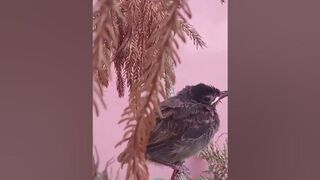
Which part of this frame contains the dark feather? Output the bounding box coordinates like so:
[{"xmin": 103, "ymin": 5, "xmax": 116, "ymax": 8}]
[
  {"xmin": 145, "ymin": 83, "xmax": 226, "ymax": 170},
  {"xmin": 147, "ymin": 97, "xmax": 218, "ymax": 164}
]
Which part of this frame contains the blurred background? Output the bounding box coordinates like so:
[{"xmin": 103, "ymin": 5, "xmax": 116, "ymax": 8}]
[{"xmin": 93, "ymin": 0, "xmax": 227, "ymax": 179}]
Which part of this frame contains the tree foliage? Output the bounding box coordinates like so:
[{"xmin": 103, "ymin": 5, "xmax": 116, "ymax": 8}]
[{"xmin": 92, "ymin": 0, "xmax": 207, "ymax": 179}]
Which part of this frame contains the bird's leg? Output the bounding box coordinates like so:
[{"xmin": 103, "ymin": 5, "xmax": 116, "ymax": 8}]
[
  {"xmin": 172, "ymin": 161, "xmax": 191, "ymax": 176},
  {"xmin": 170, "ymin": 162, "xmax": 191, "ymax": 180},
  {"xmin": 170, "ymin": 169, "xmax": 179, "ymax": 180},
  {"xmin": 153, "ymin": 159, "xmax": 191, "ymax": 176}
]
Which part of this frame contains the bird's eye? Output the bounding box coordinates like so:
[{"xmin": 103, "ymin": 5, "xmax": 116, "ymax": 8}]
[{"xmin": 202, "ymin": 96, "xmax": 211, "ymax": 103}]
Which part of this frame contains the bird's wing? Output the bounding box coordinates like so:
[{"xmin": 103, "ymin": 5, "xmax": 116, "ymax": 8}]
[
  {"xmin": 147, "ymin": 98, "xmax": 186, "ymax": 146},
  {"xmin": 158, "ymin": 97, "xmax": 185, "ymax": 120},
  {"xmin": 147, "ymin": 98, "xmax": 212, "ymax": 150}
]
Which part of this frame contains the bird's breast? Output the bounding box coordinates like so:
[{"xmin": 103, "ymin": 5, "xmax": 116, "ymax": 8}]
[{"xmin": 176, "ymin": 121, "xmax": 219, "ymax": 161}]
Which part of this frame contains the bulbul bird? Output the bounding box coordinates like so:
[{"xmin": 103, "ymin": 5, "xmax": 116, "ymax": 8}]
[{"xmin": 146, "ymin": 83, "xmax": 228, "ymax": 178}]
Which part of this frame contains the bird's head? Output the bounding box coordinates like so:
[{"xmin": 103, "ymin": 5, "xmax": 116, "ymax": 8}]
[{"xmin": 180, "ymin": 83, "xmax": 228, "ymax": 106}]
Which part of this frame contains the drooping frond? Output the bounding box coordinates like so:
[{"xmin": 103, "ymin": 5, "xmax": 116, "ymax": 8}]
[
  {"xmin": 116, "ymin": 0, "xmax": 201, "ymax": 179},
  {"xmin": 180, "ymin": 20, "xmax": 207, "ymax": 49},
  {"xmin": 92, "ymin": 0, "xmax": 124, "ymax": 115}
]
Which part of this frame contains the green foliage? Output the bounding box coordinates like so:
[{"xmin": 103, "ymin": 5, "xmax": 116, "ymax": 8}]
[{"xmin": 198, "ymin": 136, "xmax": 228, "ymax": 180}]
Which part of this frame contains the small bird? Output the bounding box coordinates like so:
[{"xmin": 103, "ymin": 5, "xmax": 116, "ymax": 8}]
[{"xmin": 146, "ymin": 83, "xmax": 228, "ymax": 178}]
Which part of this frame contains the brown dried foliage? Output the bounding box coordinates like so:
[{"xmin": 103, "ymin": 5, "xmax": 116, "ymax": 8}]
[
  {"xmin": 93, "ymin": 0, "xmax": 123, "ymax": 116},
  {"xmin": 180, "ymin": 21, "xmax": 207, "ymax": 49},
  {"xmin": 93, "ymin": 0, "xmax": 206, "ymax": 179}
]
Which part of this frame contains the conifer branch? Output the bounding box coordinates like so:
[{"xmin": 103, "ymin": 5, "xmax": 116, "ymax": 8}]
[{"xmin": 92, "ymin": 0, "xmax": 208, "ymax": 179}]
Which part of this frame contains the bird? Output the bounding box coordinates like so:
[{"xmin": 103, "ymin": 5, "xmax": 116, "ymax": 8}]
[{"xmin": 145, "ymin": 83, "xmax": 228, "ymax": 178}]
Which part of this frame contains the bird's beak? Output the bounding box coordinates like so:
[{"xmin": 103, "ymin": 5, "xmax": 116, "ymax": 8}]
[
  {"xmin": 219, "ymin": 90, "xmax": 228, "ymax": 100},
  {"xmin": 211, "ymin": 90, "xmax": 228, "ymax": 105}
]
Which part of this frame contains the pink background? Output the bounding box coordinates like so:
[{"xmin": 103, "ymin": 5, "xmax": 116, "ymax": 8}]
[{"xmin": 93, "ymin": 1, "xmax": 227, "ymax": 179}]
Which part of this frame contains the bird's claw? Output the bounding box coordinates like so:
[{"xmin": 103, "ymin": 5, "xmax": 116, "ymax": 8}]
[{"xmin": 174, "ymin": 164, "xmax": 191, "ymax": 176}]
